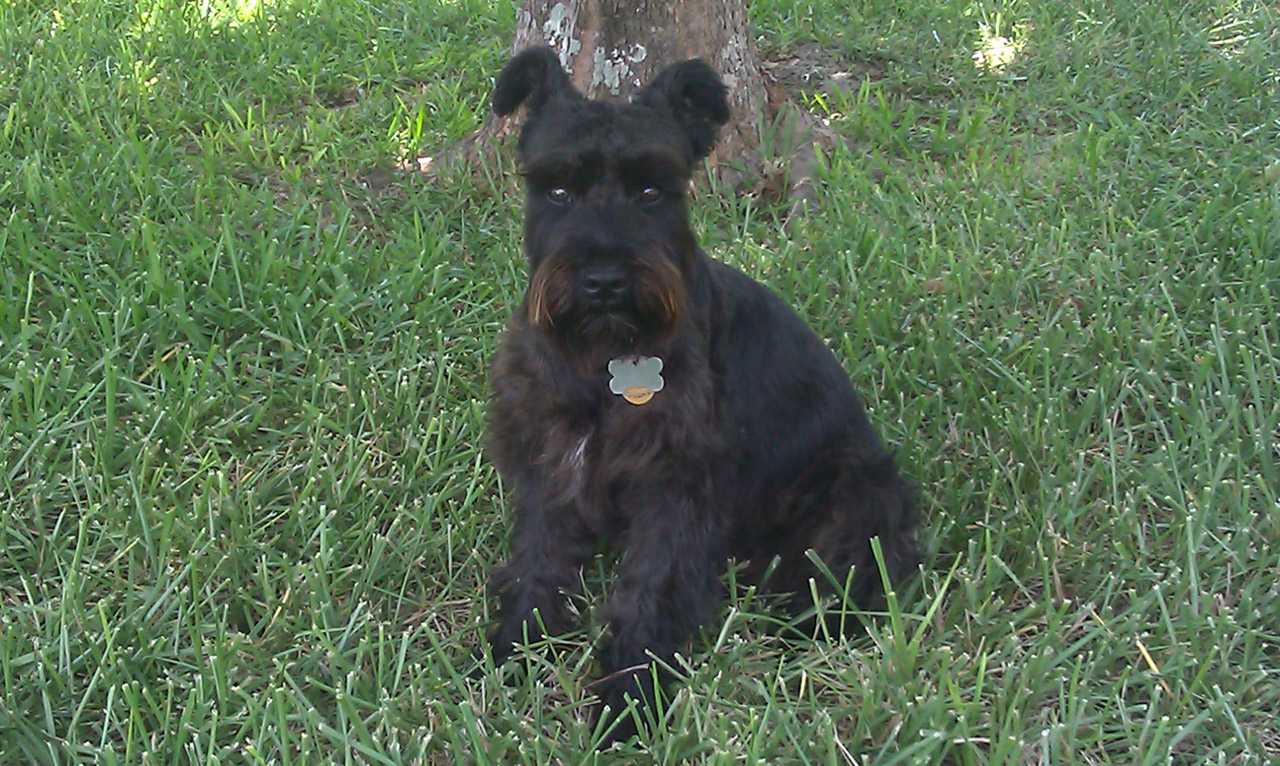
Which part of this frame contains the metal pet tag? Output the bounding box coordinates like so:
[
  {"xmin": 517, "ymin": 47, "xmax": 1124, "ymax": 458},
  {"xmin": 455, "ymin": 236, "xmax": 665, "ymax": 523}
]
[{"xmin": 608, "ymin": 356, "xmax": 665, "ymax": 405}]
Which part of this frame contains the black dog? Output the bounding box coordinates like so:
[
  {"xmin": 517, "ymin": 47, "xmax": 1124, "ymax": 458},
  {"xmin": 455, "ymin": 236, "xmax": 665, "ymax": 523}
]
[{"xmin": 482, "ymin": 46, "xmax": 919, "ymax": 746}]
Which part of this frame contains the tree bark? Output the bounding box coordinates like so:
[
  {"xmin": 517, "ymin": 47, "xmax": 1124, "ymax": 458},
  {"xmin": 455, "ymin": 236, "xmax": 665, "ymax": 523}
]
[
  {"xmin": 511, "ymin": 0, "xmax": 766, "ymax": 157},
  {"xmin": 448, "ymin": 0, "xmax": 831, "ymax": 212}
]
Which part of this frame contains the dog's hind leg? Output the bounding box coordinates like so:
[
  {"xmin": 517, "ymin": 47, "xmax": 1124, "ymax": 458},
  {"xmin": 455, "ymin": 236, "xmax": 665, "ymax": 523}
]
[
  {"xmin": 807, "ymin": 452, "xmax": 919, "ymax": 622},
  {"xmin": 763, "ymin": 450, "xmax": 918, "ymax": 637}
]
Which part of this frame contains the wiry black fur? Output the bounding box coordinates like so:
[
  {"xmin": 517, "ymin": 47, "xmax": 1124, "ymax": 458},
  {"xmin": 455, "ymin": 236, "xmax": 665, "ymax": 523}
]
[
  {"xmin": 483, "ymin": 46, "xmax": 919, "ymax": 748},
  {"xmin": 492, "ymin": 46, "xmax": 574, "ymax": 118}
]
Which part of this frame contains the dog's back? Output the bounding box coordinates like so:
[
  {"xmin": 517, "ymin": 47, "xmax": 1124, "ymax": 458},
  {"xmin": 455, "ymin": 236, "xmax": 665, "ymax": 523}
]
[{"xmin": 699, "ymin": 257, "xmax": 917, "ymax": 599}]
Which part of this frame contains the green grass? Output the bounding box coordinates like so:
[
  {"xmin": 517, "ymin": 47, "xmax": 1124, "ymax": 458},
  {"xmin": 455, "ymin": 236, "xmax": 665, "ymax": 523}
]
[{"xmin": 1, "ymin": 0, "xmax": 1277, "ymax": 762}]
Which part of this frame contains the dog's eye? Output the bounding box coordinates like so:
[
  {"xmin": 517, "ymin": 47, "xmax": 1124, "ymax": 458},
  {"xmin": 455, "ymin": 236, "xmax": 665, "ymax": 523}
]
[
  {"xmin": 640, "ymin": 187, "xmax": 663, "ymax": 204},
  {"xmin": 547, "ymin": 187, "xmax": 572, "ymax": 205}
]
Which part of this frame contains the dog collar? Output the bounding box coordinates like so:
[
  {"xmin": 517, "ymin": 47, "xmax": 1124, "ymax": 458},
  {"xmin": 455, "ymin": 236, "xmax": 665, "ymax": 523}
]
[{"xmin": 608, "ymin": 356, "xmax": 664, "ymax": 405}]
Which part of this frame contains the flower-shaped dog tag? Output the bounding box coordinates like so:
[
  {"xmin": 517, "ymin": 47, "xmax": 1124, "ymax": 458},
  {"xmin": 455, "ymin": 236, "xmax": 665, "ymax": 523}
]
[{"xmin": 608, "ymin": 356, "xmax": 665, "ymax": 405}]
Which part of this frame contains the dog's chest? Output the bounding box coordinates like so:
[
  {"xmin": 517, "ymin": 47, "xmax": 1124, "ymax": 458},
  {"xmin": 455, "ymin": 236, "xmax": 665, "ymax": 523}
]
[
  {"xmin": 559, "ymin": 433, "xmax": 591, "ymax": 485},
  {"xmin": 548, "ymin": 399, "xmax": 659, "ymax": 481},
  {"xmin": 493, "ymin": 338, "xmax": 716, "ymax": 531},
  {"xmin": 544, "ymin": 398, "xmax": 680, "ymax": 531}
]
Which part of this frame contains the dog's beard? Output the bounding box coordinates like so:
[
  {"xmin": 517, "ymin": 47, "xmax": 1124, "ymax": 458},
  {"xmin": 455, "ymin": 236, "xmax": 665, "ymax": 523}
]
[
  {"xmin": 526, "ymin": 253, "xmax": 685, "ymax": 350},
  {"xmin": 576, "ymin": 312, "xmax": 643, "ymax": 347},
  {"xmin": 526, "ymin": 258, "xmax": 573, "ymax": 330}
]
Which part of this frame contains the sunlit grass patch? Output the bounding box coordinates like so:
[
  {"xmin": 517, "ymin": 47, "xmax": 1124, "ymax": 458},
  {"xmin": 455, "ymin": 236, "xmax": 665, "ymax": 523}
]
[{"xmin": 971, "ymin": 21, "xmax": 1024, "ymax": 74}]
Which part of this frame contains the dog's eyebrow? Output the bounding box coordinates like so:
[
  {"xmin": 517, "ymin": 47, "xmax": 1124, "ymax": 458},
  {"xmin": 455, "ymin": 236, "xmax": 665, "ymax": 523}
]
[
  {"xmin": 522, "ymin": 152, "xmax": 602, "ymax": 186},
  {"xmin": 616, "ymin": 147, "xmax": 685, "ymax": 178}
]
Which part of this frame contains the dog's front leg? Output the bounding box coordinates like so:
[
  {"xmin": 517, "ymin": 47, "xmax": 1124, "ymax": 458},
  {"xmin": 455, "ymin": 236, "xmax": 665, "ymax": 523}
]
[
  {"xmin": 488, "ymin": 484, "xmax": 593, "ymax": 666},
  {"xmin": 592, "ymin": 496, "xmax": 723, "ymax": 746}
]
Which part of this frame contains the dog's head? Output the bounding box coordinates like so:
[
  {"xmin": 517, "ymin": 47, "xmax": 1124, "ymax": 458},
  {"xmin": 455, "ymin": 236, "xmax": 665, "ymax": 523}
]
[{"xmin": 493, "ymin": 46, "xmax": 730, "ymax": 350}]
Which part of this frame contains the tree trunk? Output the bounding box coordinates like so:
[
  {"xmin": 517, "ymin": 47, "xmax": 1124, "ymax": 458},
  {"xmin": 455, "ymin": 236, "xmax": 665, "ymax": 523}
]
[
  {"xmin": 511, "ymin": 0, "xmax": 768, "ymax": 162},
  {"xmin": 451, "ymin": 0, "xmax": 830, "ymax": 212}
]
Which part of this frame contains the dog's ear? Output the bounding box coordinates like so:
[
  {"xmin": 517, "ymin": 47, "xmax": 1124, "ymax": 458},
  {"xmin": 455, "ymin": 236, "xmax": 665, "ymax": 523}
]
[
  {"xmin": 636, "ymin": 59, "xmax": 731, "ymax": 160},
  {"xmin": 493, "ymin": 46, "xmax": 576, "ymax": 117}
]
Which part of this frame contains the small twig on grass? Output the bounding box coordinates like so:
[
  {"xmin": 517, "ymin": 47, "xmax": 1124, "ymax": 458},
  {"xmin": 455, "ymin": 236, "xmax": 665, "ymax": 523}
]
[{"xmin": 1088, "ymin": 607, "xmax": 1172, "ymax": 696}]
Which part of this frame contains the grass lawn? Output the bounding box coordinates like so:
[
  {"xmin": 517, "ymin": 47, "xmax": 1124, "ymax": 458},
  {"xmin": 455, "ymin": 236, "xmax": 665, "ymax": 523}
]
[{"xmin": 1, "ymin": 0, "xmax": 1277, "ymax": 762}]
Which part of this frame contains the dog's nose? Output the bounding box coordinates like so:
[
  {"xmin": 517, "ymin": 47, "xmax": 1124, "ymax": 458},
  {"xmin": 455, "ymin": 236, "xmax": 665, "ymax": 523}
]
[{"xmin": 582, "ymin": 267, "xmax": 627, "ymax": 306}]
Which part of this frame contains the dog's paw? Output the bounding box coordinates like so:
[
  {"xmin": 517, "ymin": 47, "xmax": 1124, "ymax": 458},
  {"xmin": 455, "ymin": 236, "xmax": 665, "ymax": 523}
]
[
  {"xmin": 591, "ymin": 693, "xmax": 640, "ymax": 749},
  {"xmin": 470, "ymin": 625, "xmax": 546, "ymax": 685},
  {"xmin": 589, "ymin": 668, "xmax": 659, "ymax": 749},
  {"xmin": 465, "ymin": 630, "xmax": 507, "ymax": 680}
]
